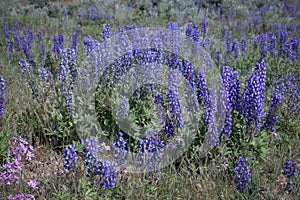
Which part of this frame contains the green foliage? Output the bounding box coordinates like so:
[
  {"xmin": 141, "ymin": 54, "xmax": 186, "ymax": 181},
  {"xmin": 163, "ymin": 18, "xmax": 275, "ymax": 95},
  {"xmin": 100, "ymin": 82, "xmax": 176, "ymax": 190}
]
[{"xmin": 0, "ymin": 0, "xmax": 299, "ymax": 199}]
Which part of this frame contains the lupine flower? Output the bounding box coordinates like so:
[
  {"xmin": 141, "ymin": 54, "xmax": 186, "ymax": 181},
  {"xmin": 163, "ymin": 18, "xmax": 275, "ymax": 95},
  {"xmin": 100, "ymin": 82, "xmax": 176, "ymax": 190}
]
[
  {"xmin": 279, "ymin": 26, "xmax": 289, "ymax": 44},
  {"xmin": 52, "ymin": 34, "xmax": 64, "ymax": 55},
  {"xmin": 0, "ymin": 77, "xmax": 6, "ymax": 116},
  {"xmin": 113, "ymin": 132, "xmax": 127, "ymax": 168},
  {"xmin": 64, "ymin": 91, "xmax": 75, "ymax": 115},
  {"xmin": 221, "ymin": 26, "xmax": 228, "ymax": 42},
  {"xmin": 14, "ymin": 32, "xmax": 20, "ymax": 51},
  {"xmin": 13, "ymin": 22, "xmax": 20, "ymax": 31},
  {"xmin": 26, "ymin": 30, "xmax": 34, "ymax": 49},
  {"xmin": 63, "ymin": 10, "xmax": 68, "ymax": 16},
  {"xmin": 226, "ymin": 34, "xmax": 232, "ymax": 56},
  {"xmin": 78, "ymin": 10, "xmax": 83, "ymax": 19},
  {"xmin": 65, "ymin": 48, "xmax": 77, "ymax": 87},
  {"xmin": 264, "ymin": 78, "xmax": 285, "ymax": 131},
  {"xmin": 126, "ymin": 23, "xmax": 137, "ymax": 30},
  {"xmin": 59, "ymin": 64, "xmax": 68, "ymax": 92},
  {"xmin": 36, "ymin": 32, "xmax": 42, "ymax": 44},
  {"xmin": 2, "ymin": 19, "xmax": 10, "ymax": 37},
  {"xmin": 71, "ymin": 32, "xmax": 78, "ymax": 52},
  {"xmin": 5, "ymin": 38, "xmax": 12, "ymax": 58},
  {"xmin": 242, "ymin": 59, "xmax": 266, "ymax": 135},
  {"xmin": 100, "ymin": 24, "xmax": 110, "ymax": 42},
  {"xmin": 167, "ymin": 21, "xmax": 178, "ymax": 31},
  {"xmin": 19, "ymin": 59, "xmax": 30, "ymax": 75},
  {"xmin": 23, "ymin": 40, "xmax": 34, "ymax": 65},
  {"xmin": 81, "ymin": 137, "xmax": 117, "ymax": 188},
  {"xmin": 285, "ymin": 73, "xmax": 300, "ymax": 112},
  {"xmin": 100, "ymin": 161, "xmax": 117, "ymax": 189},
  {"xmin": 83, "ymin": 35, "xmax": 96, "ymax": 55},
  {"xmin": 233, "ymin": 157, "xmax": 251, "ymax": 191},
  {"xmin": 154, "ymin": 92, "xmax": 176, "ymax": 137},
  {"xmin": 282, "ymin": 159, "xmax": 298, "ymax": 178},
  {"xmin": 221, "ymin": 66, "xmax": 240, "ymax": 137},
  {"xmin": 18, "ymin": 58, "xmax": 37, "ymax": 98},
  {"xmin": 233, "ymin": 40, "xmax": 240, "ymax": 59},
  {"xmin": 87, "ymin": 6, "xmax": 98, "ymax": 20},
  {"xmin": 167, "ymin": 69, "xmax": 183, "ymax": 128},
  {"xmin": 196, "ymin": 70, "xmax": 211, "ymax": 126},
  {"xmin": 186, "ymin": 23, "xmax": 193, "ymax": 39},
  {"xmin": 183, "ymin": 60, "xmax": 197, "ymax": 112},
  {"xmin": 202, "ymin": 17, "xmax": 207, "ymax": 38},
  {"xmin": 186, "ymin": 23, "xmax": 200, "ymax": 42},
  {"xmin": 260, "ymin": 34, "xmax": 268, "ymax": 58},
  {"xmin": 270, "ymin": 35, "xmax": 277, "ymax": 57},
  {"xmin": 241, "ymin": 37, "xmax": 247, "ymax": 56},
  {"xmin": 154, "ymin": 92, "xmax": 167, "ymax": 123},
  {"xmin": 38, "ymin": 67, "xmax": 53, "ymax": 91},
  {"xmin": 139, "ymin": 131, "xmax": 164, "ymax": 172},
  {"xmin": 64, "ymin": 145, "xmax": 78, "ymax": 171}
]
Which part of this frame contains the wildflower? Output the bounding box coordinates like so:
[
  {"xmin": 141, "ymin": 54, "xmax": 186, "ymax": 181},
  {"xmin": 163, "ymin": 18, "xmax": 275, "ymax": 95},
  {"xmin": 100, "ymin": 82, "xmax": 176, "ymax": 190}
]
[
  {"xmin": 87, "ymin": 6, "xmax": 98, "ymax": 20},
  {"xmin": 196, "ymin": 70, "xmax": 211, "ymax": 126},
  {"xmin": 221, "ymin": 162, "xmax": 229, "ymax": 169},
  {"xmin": 27, "ymin": 179, "xmax": 38, "ymax": 190},
  {"xmin": 71, "ymin": 32, "xmax": 78, "ymax": 52},
  {"xmin": 36, "ymin": 32, "xmax": 42, "ymax": 44},
  {"xmin": 26, "ymin": 30, "xmax": 34, "ymax": 49},
  {"xmin": 241, "ymin": 37, "xmax": 247, "ymax": 56},
  {"xmin": 64, "ymin": 91, "xmax": 75, "ymax": 115},
  {"xmin": 226, "ymin": 34, "xmax": 232, "ymax": 56},
  {"xmin": 23, "ymin": 40, "xmax": 34, "ymax": 64},
  {"xmin": 78, "ymin": 10, "xmax": 83, "ymax": 19},
  {"xmin": 220, "ymin": 66, "xmax": 240, "ymax": 137},
  {"xmin": 7, "ymin": 194, "xmax": 35, "ymax": 200},
  {"xmin": 285, "ymin": 73, "xmax": 300, "ymax": 113},
  {"xmin": 64, "ymin": 145, "xmax": 78, "ymax": 171},
  {"xmin": 167, "ymin": 69, "xmax": 183, "ymax": 128},
  {"xmin": 63, "ymin": 10, "xmax": 68, "ymax": 16},
  {"xmin": 5, "ymin": 38, "xmax": 12, "ymax": 58},
  {"xmin": 264, "ymin": 78, "xmax": 285, "ymax": 131},
  {"xmin": 233, "ymin": 40, "xmax": 240, "ymax": 59},
  {"xmin": 233, "ymin": 157, "xmax": 251, "ymax": 191},
  {"xmin": 59, "ymin": 64, "xmax": 68, "ymax": 91},
  {"xmin": 52, "ymin": 34, "xmax": 64, "ymax": 55},
  {"xmin": 260, "ymin": 34, "xmax": 268, "ymax": 58},
  {"xmin": 221, "ymin": 26, "xmax": 228, "ymax": 42},
  {"xmin": 282, "ymin": 159, "xmax": 298, "ymax": 178},
  {"xmin": 139, "ymin": 131, "xmax": 164, "ymax": 172},
  {"xmin": 0, "ymin": 77, "xmax": 6, "ymax": 116},
  {"xmin": 202, "ymin": 17, "xmax": 207, "ymax": 38},
  {"xmin": 14, "ymin": 32, "xmax": 21, "ymax": 51},
  {"xmin": 242, "ymin": 59, "xmax": 266, "ymax": 135},
  {"xmin": 83, "ymin": 35, "xmax": 96, "ymax": 55},
  {"xmin": 100, "ymin": 24, "xmax": 110, "ymax": 42},
  {"xmin": 113, "ymin": 132, "xmax": 127, "ymax": 168},
  {"xmin": 167, "ymin": 21, "xmax": 178, "ymax": 31},
  {"xmin": 2, "ymin": 19, "xmax": 10, "ymax": 37},
  {"xmin": 38, "ymin": 67, "xmax": 53, "ymax": 91},
  {"xmin": 100, "ymin": 161, "xmax": 117, "ymax": 189}
]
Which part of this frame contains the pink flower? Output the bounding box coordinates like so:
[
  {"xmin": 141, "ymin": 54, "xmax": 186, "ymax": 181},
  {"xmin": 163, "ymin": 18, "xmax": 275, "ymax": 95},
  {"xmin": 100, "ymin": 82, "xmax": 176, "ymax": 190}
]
[
  {"xmin": 221, "ymin": 161, "xmax": 229, "ymax": 169},
  {"xmin": 27, "ymin": 179, "xmax": 38, "ymax": 190}
]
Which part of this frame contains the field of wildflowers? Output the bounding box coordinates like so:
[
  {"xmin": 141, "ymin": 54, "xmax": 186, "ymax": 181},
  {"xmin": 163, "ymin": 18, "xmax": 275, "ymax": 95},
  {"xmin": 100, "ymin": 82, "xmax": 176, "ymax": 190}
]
[{"xmin": 0, "ymin": 0, "xmax": 299, "ymax": 199}]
